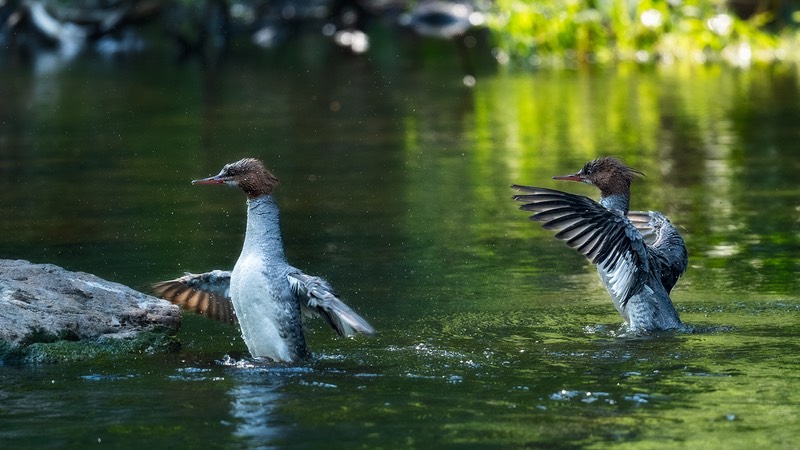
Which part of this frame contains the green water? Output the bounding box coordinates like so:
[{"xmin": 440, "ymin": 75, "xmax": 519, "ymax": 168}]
[{"xmin": 1, "ymin": 39, "xmax": 800, "ymax": 448}]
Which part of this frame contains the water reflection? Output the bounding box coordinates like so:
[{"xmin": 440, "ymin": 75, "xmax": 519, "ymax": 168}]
[
  {"xmin": 229, "ymin": 378, "xmax": 284, "ymax": 445},
  {"xmin": 2, "ymin": 48, "xmax": 800, "ymax": 447}
]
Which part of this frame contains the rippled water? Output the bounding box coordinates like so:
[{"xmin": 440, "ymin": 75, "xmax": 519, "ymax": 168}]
[{"xmin": 1, "ymin": 38, "xmax": 800, "ymax": 448}]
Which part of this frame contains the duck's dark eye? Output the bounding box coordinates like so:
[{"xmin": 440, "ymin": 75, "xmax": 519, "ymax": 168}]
[{"xmin": 582, "ymin": 163, "xmax": 593, "ymax": 174}]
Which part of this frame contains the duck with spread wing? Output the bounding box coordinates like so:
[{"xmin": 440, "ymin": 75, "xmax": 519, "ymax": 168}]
[
  {"xmin": 512, "ymin": 157, "xmax": 688, "ymax": 333},
  {"xmin": 153, "ymin": 158, "xmax": 376, "ymax": 363}
]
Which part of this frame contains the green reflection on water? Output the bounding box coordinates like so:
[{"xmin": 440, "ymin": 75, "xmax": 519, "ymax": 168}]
[{"xmin": 1, "ymin": 49, "xmax": 799, "ymax": 448}]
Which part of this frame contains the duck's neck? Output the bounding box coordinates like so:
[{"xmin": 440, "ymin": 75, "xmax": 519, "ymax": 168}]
[
  {"xmin": 242, "ymin": 195, "xmax": 288, "ymax": 263},
  {"xmin": 599, "ymin": 194, "xmax": 630, "ymax": 215}
]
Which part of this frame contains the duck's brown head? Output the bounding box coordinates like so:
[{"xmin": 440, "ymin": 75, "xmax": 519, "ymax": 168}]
[
  {"xmin": 553, "ymin": 157, "xmax": 643, "ymax": 198},
  {"xmin": 192, "ymin": 158, "xmax": 279, "ymax": 199}
]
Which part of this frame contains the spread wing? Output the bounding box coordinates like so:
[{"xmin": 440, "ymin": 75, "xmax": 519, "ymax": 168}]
[
  {"xmin": 152, "ymin": 269, "xmax": 377, "ymax": 337},
  {"xmin": 288, "ymin": 270, "xmax": 377, "ymax": 337},
  {"xmin": 628, "ymin": 211, "xmax": 688, "ymax": 293},
  {"xmin": 151, "ymin": 270, "xmax": 237, "ymax": 324},
  {"xmin": 512, "ymin": 185, "xmax": 650, "ymax": 306}
]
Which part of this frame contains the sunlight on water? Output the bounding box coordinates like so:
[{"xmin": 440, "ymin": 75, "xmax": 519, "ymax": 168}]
[{"xmin": 1, "ymin": 46, "xmax": 799, "ymax": 448}]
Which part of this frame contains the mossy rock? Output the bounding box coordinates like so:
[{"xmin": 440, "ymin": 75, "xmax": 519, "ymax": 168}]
[
  {"xmin": 0, "ymin": 329, "xmax": 181, "ymax": 364},
  {"xmin": 0, "ymin": 259, "xmax": 182, "ymax": 363}
]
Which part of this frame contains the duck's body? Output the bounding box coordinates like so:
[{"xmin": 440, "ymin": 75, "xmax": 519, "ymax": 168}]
[
  {"xmin": 154, "ymin": 158, "xmax": 375, "ymax": 363},
  {"xmin": 230, "ymin": 194, "xmax": 308, "ymax": 361},
  {"xmin": 513, "ymin": 157, "xmax": 687, "ymax": 333}
]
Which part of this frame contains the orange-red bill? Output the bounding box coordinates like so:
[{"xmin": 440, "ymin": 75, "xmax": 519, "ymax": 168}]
[
  {"xmin": 191, "ymin": 175, "xmax": 225, "ymax": 185},
  {"xmin": 552, "ymin": 173, "xmax": 585, "ymax": 182}
]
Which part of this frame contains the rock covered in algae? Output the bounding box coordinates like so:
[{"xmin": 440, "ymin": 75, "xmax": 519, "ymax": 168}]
[{"xmin": 0, "ymin": 259, "xmax": 181, "ymax": 362}]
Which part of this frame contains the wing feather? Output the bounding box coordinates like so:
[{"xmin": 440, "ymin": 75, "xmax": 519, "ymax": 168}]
[
  {"xmin": 151, "ymin": 270, "xmax": 237, "ymax": 324},
  {"xmin": 628, "ymin": 210, "xmax": 688, "ymax": 293},
  {"xmin": 512, "ymin": 185, "xmax": 650, "ymax": 304},
  {"xmin": 287, "ymin": 270, "xmax": 376, "ymax": 337}
]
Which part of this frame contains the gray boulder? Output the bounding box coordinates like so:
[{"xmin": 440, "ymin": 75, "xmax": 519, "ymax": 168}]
[{"xmin": 0, "ymin": 259, "xmax": 181, "ymax": 362}]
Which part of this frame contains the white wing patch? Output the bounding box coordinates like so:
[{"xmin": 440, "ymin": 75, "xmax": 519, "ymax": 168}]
[{"xmin": 600, "ymin": 251, "xmax": 638, "ymax": 301}]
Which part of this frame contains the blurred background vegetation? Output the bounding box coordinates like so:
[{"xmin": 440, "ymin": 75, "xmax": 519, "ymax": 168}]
[
  {"xmin": 487, "ymin": 0, "xmax": 800, "ymax": 67},
  {"xmin": 4, "ymin": 0, "xmax": 800, "ymax": 69}
]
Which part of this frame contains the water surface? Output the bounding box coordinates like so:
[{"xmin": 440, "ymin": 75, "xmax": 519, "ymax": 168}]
[{"xmin": 1, "ymin": 39, "xmax": 799, "ymax": 448}]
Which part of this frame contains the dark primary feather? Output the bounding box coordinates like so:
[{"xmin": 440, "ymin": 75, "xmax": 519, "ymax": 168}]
[
  {"xmin": 152, "ymin": 269, "xmax": 376, "ymax": 337},
  {"xmin": 512, "ymin": 185, "xmax": 650, "ymax": 305}
]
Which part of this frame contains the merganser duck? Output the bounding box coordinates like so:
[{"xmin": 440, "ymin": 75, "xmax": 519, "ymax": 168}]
[
  {"xmin": 153, "ymin": 158, "xmax": 376, "ymax": 363},
  {"xmin": 512, "ymin": 157, "xmax": 688, "ymax": 333}
]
